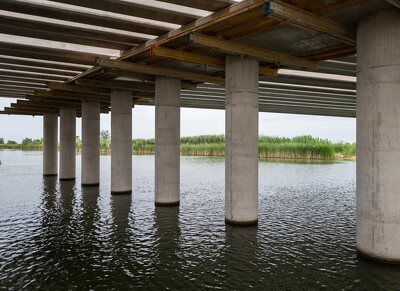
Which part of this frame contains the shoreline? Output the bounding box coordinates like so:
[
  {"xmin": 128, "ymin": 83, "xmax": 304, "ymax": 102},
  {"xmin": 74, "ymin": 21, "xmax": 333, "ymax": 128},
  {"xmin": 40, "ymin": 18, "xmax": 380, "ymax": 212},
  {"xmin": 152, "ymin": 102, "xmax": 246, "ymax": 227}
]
[{"xmin": 0, "ymin": 146, "xmax": 356, "ymax": 161}]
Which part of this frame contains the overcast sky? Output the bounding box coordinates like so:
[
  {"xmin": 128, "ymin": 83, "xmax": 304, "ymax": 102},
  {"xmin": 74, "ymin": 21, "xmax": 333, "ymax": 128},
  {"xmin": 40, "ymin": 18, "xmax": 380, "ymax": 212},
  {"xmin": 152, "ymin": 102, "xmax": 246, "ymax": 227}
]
[{"xmin": 0, "ymin": 98, "xmax": 356, "ymax": 143}]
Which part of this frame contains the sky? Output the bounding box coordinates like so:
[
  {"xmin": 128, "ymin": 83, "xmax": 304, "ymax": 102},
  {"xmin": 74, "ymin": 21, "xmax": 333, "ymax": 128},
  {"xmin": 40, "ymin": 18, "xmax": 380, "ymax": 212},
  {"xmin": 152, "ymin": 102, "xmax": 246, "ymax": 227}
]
[{"xmin": 0, "ymin": 100, "xmax": 356, "ymax": 143}]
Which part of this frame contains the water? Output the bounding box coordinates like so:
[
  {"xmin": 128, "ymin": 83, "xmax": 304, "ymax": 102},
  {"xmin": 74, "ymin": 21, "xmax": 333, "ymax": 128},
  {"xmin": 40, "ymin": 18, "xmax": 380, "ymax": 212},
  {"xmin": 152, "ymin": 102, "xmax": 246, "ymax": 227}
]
[{"xmin": 0, "ymin": 150, "xmax": 399, "ymax": 290}]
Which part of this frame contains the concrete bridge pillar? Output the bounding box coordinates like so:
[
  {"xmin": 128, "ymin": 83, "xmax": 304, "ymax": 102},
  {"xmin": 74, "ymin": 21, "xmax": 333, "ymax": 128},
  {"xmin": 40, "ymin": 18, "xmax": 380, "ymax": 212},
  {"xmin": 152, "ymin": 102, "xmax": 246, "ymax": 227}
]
[
  {"xmin": 43, "ymin": 113, "xmax": 58, "ymax": 176},
  {"xmin": 111, "ymin": 89, "xmax": 132, "ymax": 194},
  {"xmin": 225, "ymin": 54, "xmax": 259, "ymax": 225},
  {"xmin": 59, "ymin": 108, "xmax": 76, "ymax": 180},
  {"xmin": 155, "ymin": 76, "xmax": 181, "ymax": 206},
  {"xmin": 81, "ymin": 100, "xmax": 100, "ymax": 186},
  {"xmin": 356, "ymin": 8, "xmax": 400, "ymax": 262}
]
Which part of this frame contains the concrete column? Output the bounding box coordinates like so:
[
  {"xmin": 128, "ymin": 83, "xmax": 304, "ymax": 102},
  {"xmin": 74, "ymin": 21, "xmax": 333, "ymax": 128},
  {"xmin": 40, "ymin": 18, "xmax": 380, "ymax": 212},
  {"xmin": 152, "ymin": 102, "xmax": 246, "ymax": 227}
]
[
  {"xmin": 111, "ymin": 89, "xmax": 132, "ymax": 194},
  {"xmin": 357, "ymin": 8, "xmax": 400, "ymax": 263},
  {"xmin": 225, "ymin": 55, "xmax": 259, "ymax": 225},
  {"xmin": 43, "ymin": 113, "xmax": 58, "ymax": 176},
  {"xmin": 155, "ymin": 76, "xmax": 181, "ymax": 206},
  {"xmin": 59, "ymin": 108, "xmax": 76, "ymax": 180},
  {"xmin": 81, "ymin": 101, "xmax": 100, "ymax": 186}
]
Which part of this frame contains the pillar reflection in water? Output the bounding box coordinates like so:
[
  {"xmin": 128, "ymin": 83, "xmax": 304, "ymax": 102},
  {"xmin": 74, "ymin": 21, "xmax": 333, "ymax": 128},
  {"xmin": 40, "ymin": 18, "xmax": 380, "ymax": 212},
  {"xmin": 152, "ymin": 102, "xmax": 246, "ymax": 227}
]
[
  {"xmin": 111, "ymin": 194, "xmax": 133, "ymax": 237},
  {"xmin": 153, "ymin": 206, "xmax": 183, "ymax": 288},
  {"xmin": 223, "ymin": 225, "xmax": 258, "ymax": 289},
  {"xmin": 81, "ymin": 186, "xmax": 100, "ymax": 239}
]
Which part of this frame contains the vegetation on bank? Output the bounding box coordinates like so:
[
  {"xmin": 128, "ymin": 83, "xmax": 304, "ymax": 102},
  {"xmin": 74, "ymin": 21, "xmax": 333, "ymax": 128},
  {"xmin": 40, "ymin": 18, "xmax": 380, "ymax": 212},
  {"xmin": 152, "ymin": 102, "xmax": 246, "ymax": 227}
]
[
  {"xmin": 0, "ymin": 133, "xmax": 356, "ymax": 160},
  {"xmin": 130, "ymin": 135, "xmax": 356, "ymax": 160}
]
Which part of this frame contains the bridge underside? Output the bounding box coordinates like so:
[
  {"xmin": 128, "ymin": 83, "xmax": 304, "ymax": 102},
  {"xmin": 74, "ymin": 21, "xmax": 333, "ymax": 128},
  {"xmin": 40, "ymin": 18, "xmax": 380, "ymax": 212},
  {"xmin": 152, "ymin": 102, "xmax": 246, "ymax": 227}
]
[
  {"xmin": 1, "ymin": 0, "xmax": 400, "ymax": 264},
  {"xmin": 0, "ymin": 0, "xmax": 385, "ymax": 118}
]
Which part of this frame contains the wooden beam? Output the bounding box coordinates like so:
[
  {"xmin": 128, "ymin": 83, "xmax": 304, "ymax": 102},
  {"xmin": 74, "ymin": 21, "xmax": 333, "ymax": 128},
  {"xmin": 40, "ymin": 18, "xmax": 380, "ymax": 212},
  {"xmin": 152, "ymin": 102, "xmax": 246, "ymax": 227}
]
[
  {"xmin": 386, "ymin": 0, "xmax": 400, "ymax": 8},
  {"xmin": 0, "ymin": 83, "xmax": 43, "ymax": 91},
  {"xmin": 0, "ymin": 48, "xmax": 94, "ymax": 66},
  {"xmin": 64, "ymin": 0, "xmax": 267, "ymax": 83},
  {"xmin": 156, "ymin": 0, "xmax": 232, "ymax": 12},
  {"xmin": 27, "ymin": 95, "xmax": 101, "ymax": 104},
  {"xmin": 0, "ymin": 63, "xmax": 77, "ymax": 77},
  {"xmin": 5, "ymin": 107, "xmax": 58, "ymax": 114},
  {"xmin": 35, "ymin": 89, "xmax": 153, "ymax": 101},
  {"xmin": 188, "ymin": 33, "xmax": 317, "ymax": 70},
  {"xmin": 152, "ymin": 46, "xmax": 225, "ymax": 68},
  {"xmin": 121, "ymin": 0, "xmax": 267, "ymax": 60},
  {"xmin": 267, "ymin": 0, "xmax": 356, "ymax": 45},
  {"xmin": 101, "ymin": 68, "xmax": 196, "ymax": 90},
  {"xmin": 0, "ymin": 111, "xmax": 44, "ymax": 116},
  {"xmin": 0, "ymin": 80, "xmax": 47, "ymax": 88},
  {"xmin": 0, "ymin": 94, "xmax": 27, "ymax": 99},
  {"xmin": 18, "ymin": 99, "xmax": 81, "ymax": 108},
  {"xmin": 103, "ymin": 68, "xmax": 156, "ymax": 82},
  {"xmin": 35, "ymin": 90, "xmax": 111, "ymax": 102},
  {"xmin": 46, "ymin": 82, "xmax": 110, "ymax": 95},
  {"xmin": 0, "ymin": 76, "xmax": 59, "ymax": 84},
  {"xmin": 0, "ymin": 71, "xmax": 67, "ymax": 82},
  {"xmin": 96, "ymin": 58, "xmax": 225, "ymax": 85},
  {"xmin": 0, "ymin": 88, "xmax": 33, "ymax": 94},
  {"xmin": 0, "ymin": 57, "xmax": 87, "ymax": 73},
  {"xmin": 151, "ymin": 46, "xmax": 278, "ymax": 77},
  {"xmin": 75, "ymin": 79, "xmax": 155, "ymax": 92}
]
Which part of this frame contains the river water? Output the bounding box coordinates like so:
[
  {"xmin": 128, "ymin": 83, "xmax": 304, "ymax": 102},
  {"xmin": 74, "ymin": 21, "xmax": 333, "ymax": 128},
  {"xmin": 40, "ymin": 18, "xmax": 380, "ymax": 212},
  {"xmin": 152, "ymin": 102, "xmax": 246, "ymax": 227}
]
[{"xmin": 0, "ymin": 150, "xmax": 399, "ymax": 290}]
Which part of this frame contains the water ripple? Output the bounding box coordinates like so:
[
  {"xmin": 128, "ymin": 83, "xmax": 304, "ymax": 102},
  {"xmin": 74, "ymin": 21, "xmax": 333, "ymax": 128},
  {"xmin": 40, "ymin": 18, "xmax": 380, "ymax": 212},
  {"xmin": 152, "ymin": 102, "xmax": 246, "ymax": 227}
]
[{"xmin": 1, "ymin": 151, "xmax": 400, "ymax": 289}]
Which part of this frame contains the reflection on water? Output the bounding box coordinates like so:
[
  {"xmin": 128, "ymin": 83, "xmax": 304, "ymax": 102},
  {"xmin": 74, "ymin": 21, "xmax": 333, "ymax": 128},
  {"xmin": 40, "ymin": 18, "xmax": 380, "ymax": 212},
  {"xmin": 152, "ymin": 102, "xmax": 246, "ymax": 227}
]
[
  {"xmin": 0, "ymin": 150, "xmax": 400, "ymax": 289},
  {"xmin": 259, "ymin": 157, "xmax": 337, "ymax": 164}
]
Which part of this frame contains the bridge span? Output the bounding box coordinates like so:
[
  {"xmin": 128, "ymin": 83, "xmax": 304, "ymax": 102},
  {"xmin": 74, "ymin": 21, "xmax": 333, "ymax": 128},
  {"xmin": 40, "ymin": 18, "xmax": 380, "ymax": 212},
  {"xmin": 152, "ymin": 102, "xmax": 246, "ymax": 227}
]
[{"xmin": 0, "ymin": 0, "xmax": 399, "ymax": 263}]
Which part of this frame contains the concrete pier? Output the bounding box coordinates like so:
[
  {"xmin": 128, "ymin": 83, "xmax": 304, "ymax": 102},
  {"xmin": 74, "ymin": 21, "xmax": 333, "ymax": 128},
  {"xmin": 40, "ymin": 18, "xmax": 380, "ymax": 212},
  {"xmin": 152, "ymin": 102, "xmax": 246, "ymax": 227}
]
[
  {"xmin": 155, "ymin": 76, "xmax": 181, "ymax": 206},
  {"xmin": 59, "ymin": 108, "xmax": 76, "ymax": 180},
  {"xmin": 111, "ymin": 89, "xmax": 132, "ymax": 194},
  {"xmin": 225, "ymin": 55, "xmax": 259, "ymax": 225},
  {"xmin": 81, "ymin": 101, "xmax": 100, "ymax": 186},
  {"xmin": 356, "ymin": 8, "xmax": 400, "ymax": 263},
  {"xmin": 43, "ymin": 113, "xmax": 58, "ymax": 176}
]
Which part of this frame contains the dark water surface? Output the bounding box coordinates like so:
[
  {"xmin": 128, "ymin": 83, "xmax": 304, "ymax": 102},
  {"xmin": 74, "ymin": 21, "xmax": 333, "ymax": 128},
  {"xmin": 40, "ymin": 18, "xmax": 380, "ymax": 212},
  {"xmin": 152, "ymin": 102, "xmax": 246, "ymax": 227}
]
[{"xmin": 1, "ymin": 150, "xmax": 399, "ymax": 290}]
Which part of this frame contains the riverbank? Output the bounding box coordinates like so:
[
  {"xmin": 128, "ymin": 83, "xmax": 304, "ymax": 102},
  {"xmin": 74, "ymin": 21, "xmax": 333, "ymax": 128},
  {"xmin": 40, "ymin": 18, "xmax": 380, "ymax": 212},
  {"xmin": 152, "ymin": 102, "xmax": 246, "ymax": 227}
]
[{"xmin": 1, "ymin": 135, "xmax": 356, "ymax": 160}]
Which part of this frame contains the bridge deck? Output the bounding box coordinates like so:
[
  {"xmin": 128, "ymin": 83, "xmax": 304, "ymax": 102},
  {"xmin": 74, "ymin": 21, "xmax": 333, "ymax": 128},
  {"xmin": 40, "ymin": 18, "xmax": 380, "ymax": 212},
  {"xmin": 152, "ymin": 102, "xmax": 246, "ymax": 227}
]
[{"xmin": 0, "ymin": 0, "xmax": 392, "ymax": 118}]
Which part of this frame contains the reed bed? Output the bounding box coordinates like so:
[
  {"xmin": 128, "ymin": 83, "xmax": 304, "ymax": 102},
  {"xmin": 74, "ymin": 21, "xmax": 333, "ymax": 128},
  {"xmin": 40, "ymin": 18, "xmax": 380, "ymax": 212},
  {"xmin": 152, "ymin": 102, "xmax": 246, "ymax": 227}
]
[
  {"xmin": 0, "ymin": 135, "xmax": 356, "ymax": 160},
  {"xmin": 131, "ymin": 135, "xmax": 355, "ymax": 160},
  {"xmin": 0, "ymin": 144, "xmax": 43, "ymax": 150}
]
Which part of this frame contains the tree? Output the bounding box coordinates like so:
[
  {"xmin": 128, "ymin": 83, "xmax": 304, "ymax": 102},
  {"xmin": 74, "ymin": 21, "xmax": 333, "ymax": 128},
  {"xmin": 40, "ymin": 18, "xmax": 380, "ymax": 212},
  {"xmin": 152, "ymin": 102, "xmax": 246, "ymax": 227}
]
[
  {"xmin": 100, "ymin": 130, "xmax": 110, "ymax": 140},
  {"xmin": 7, "ymin": 140, "xmax": 17, "ymax": 145},
  {"xmin": 22, "ymin": 138, "xmax": 33, "ymax": 145},
  {"xmin": 0, "ymin": 138, "xmax": 4, "ymax": 144}
]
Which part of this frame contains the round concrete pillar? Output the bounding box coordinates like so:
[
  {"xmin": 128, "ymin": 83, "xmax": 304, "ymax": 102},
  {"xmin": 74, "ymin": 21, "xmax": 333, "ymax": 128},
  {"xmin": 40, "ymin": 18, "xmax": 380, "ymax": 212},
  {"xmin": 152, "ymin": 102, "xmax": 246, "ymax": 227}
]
[
  {"xmin": 155, "ymin": 76, "xmax": 181, "ymax": 206},
  {"xmin": 356, "ymin": 8, "xmax": 400, "ymax": 262},
  {"xmin": 43, "ymin": 113, "xmax": 58, "ymax": 176},
  {"xmin": 81, "ymin": 101, "xmax": 100, "ymax": 186},
  {"xmin": 111, "ymin": 89, "xmax": 132, "ymax": 194},
  {"xmin": 225, "ymin": 55, "xmax": 259, "ymax": 225},
  {"xmin": 59, "ymin": 108, "xmax": 76, "ymax": 181}
]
